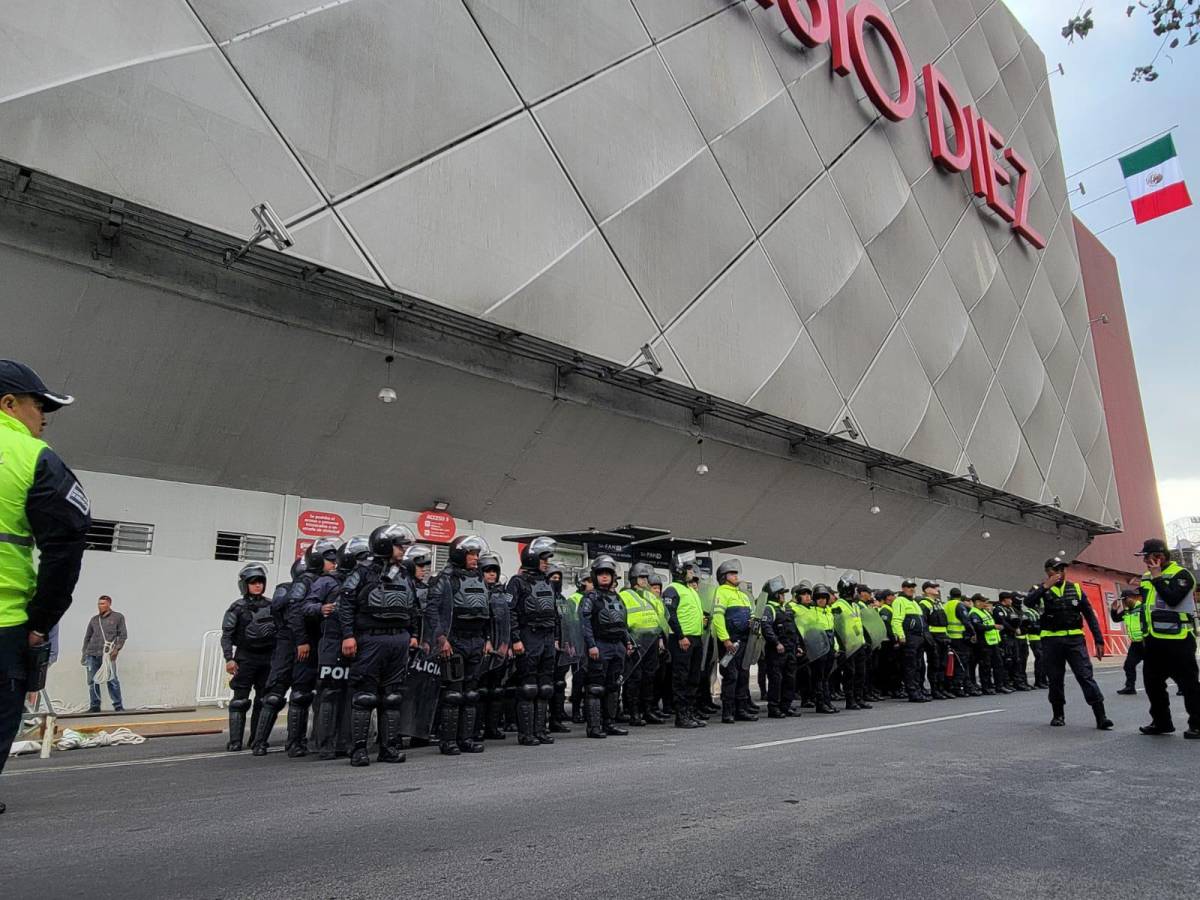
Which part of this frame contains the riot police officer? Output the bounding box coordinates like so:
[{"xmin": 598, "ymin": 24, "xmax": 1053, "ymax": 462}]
[
  {"xmin": 506, "ymin": 536, "xmax": 560, "ymax": 746},
  {"xmin": 567, "ymin": 573, "xmax": 592, "ymax": 724},
  {"xmin": 831, "ymin": 583, "xmax": 869, "ymax": 711},
  {"xmin": 309, "ymin": 536, "xmax": 367, "ymax": 759},
  {"xmin": 619, "ymin": 562, "xmax": 666, "ymax": 727},
  {"xmin": 944, "ymin": 589, "xmax": 977, "ymax": 698},
  {"xmin": 546, "ymin": 563, "xmax": 573, "ymax": 734},
  {"xmin": 427, "ymin": 534, "xmax": 493, "ymax": 756},
  {"xmin": 220, "ymin": 562, "xmax": 276, "ymax": 751},
  {"xmin": 811, "ymin": 584, "xmax": 839, "ymax": 714},
  {"xmin": 995, "ymin": 592, "xmax": 1024, "ymax": 691},
  {"xmin": 762, "ymin": 577, "xmax": 798, "ymax": 717},
  {"xmin": 920, "ymin": 581, "xmax": 950, "ymax": 699},
  {"xmin": 889, "ymin": 587, "xmax": 929, "ymax": 702},
  {"xmin": 251, "ymin": 554, "xmax": 318, "ymax": 756},
  {"xmin": 662, "ymin": 560, "xmax": 706, "ymax": 728},
  {"xmin": 478, "ymin": 551, "xmax": 511, "ymax": 741},
  {"xmin": 579, "ymin": 555, "xmax": 633, "ymax": 738},
  {"xmin": 712, "ymin": 559, "xmax": 756, "ymax": 723},
  {"xmin": 968, "ymin": 595, "xmax": 1008, "ymax": 695},
  {"xmin": 338, "ymin": 524, "xmax": 419, "ymax": 767},
  {"xmin": 1023, "ymin": 557, "xmax": 1111, "ymax": 730},
  {"xmin": 282, "ymin": 537, "xmax": 340, "ymax": 757}
]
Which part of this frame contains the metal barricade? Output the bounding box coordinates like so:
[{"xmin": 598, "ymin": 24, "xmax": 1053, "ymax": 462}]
[{"xmin": 195, "ymin": 629, "xmax": 229, "ymax": 708}]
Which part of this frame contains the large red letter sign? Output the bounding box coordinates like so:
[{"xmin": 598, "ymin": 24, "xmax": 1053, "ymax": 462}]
[
  {"xmin": 846, "ymin": 2, "xmax": 915, "ymax": 121},
  {"xmin": 757, "ymin": 0, "xmax": 831, "ymax": 47},
  {"xmin": 923, "ymin": 64, "xmax": 971, "ymax": 172}
]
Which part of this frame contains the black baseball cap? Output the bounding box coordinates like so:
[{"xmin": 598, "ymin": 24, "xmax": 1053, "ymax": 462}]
[
  {"xmin": 901, "ymin": 579, "xmax": 917, "ymax": 588},
  {"xmin": 1135, "ymin": 538, "xmax": 1169, "ymax": 557},
  {"xmin": 922, "ymin": 580, "xmax": 940, "ymax": 590},
  {"xmin": 0, "ymin": 360, "xmax": 73, "ymax": 412},
  {"xmin": 1044, "ymin": 557, "xmax": 1068, "ymax": 570},
  {"xmin": 874, "ymin": 589, "xmax": 894, "ymax": 601},
  {"xmin": 998, "ymin": 591, "xmax": 1014, "ymax": 601}
]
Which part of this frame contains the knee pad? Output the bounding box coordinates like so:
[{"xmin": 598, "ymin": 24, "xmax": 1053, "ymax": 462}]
[
  {"xmin": 464, "ymin": 690, "xmax": 481, "ymax": 705},
  {"xmin": 262, "ymin": 693, "xmax": 286, "ymax": 711},
  {"xmin": 538, "ymin": 684, "xmax": 554, "ymax": 701},
  {"xmin": 383, "ymin": 692, "xmax": 404, "ymax": 710},
  {"xmin": 351, "ymin": 692, "xmax": 378, "ymax": 711},
  {"xmin": 554, "ymin": 680, "xmax": 567, "ymax": 692},
  {"xmin": 289, "ymin": 689, "xmax": 314, "ymax": 709},
  {"xmin": 228, "ymin": 697, "xmax": 252, "ymax": 712},
  {"xmin": 519, "ymin": 684, "xmax": 539, "ymax": 701},
  {"xmin": 443, "ymin": 690, "xmax": 464, "ymax": 707},
  {"xmin": 587, "ymin": 684, "xmax": 606, "ymax": 698}
]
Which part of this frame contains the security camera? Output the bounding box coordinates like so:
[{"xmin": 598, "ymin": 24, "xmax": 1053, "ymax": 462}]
[{"xmin": 252, "ymin": 202, "xmax": 294, "ymax": 251}]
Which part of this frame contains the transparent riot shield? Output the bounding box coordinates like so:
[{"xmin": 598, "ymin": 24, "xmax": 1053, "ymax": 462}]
[
  {"xmin": 741, "ymin": 585, "xmax": 774, "ymax": 671},
  {"xmin": 397, "ymin": 650, "xmax": 442, "ymax": 739},
  {"xmin": 698, "ymin": 580, "xmax": 718, "ymax": 670},
  {"xmin": 861, "ymin": 606, "xmax": 888, "ymax": 647},
  {"xmin": 556, "ymin": 595, "xmax": 584, "ymax": 668},
  {"xmin": 621, "ymin": 629, "xmax": 661, "ymax": 684},
  {"xmin": 801, "ymin": 627, "xmax": 832, "ymax": 666},
  {"xmin": 833, "ymin": 607, "xmax": 865, "ymax": 658}
]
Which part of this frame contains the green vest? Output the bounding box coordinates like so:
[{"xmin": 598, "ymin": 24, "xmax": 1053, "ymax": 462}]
[
  {"xmin": 670, "ymin": 581, "xmax": 704, "ymax": 636},
  {"xmin": 945, "ymin": 599, "xmax": 966, "ymax": 639},
  {"xmin": 1122, "ymin": 602, "xmax": 1145, "ymax": 642},
  {"xmin": 1023, "ymin": 607, "xmax": 1041, "ymax": 642},
  {"xmin": 568, "ymin": 591, "xmax": 583, "ymax": 608},
  {"xmin": 975, "ymin": 608, "xmax": 1000, "ymax": 646},
  {"xmin": 712, "ymin": 583, "xmax": 751, "ymax": 642},
  {"xmin": 830, "ymin": 598, "xmax": 864, "ymax": 640},
  {"xmin": 1141, "ymin": 563, "xmax": 1196, "ymax": 641},
  {"xmin": 0, "ymin": 414, "xmax": 47, "ymax": 628},
  {"xmin": 892, "ymin": 596, "xmax": 923, "ymax": 640},
  {"xmin": 620, "ymin": 587, "xmax": 660, "ymax": 633}
]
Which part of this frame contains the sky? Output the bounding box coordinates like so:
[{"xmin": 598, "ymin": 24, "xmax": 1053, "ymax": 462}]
[{"xmin": 1003, "ymin": 1, "xmax": 1199, "ymax": 527}]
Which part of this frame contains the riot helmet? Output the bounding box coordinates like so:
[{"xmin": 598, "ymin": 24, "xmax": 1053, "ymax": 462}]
[
  {"xmin": 401, "ymin": 543, "xmax": 433, "ymax": 577},
  {"xmin": 290, "ymin": 557, "xmax": 307, "ymax": 580},
  {"xmin": 716, "ymin": 559, "xmax": 741, "ymax": 584},
  {"xmin": 479, "ymin": 551, "xmax": 502, "ymax": 574},
  {"xmin": 629, "ymin": 561, "xmax": 655, "ymax": 586},
  {"xmin": 238, "ymin": 562, "xmax": 269, "ymax": 595},
  {"xmin": 590, "ymin": 554, "xmax": 618, "ymax": 586},
  {"xmin": 338, "ymin": 534, "xmax": 370, "ymax": 571},
  {"xmin": 304, "ymin": 537, "xmax": 340, "ymax": 573},
  {"xmin": 649, "ymin": 573, "xmax": 666, "ymax": 589},
  {"xmin": 449, "ymin": 534, "xmax": 489, "ymax": 568},
  {"xmin": 764, "ymin": 575, "xmax": 787, "ymax": 599},
  {"xmin": 792, "ymin": 580, "xmax": 813, "ymax": 598},
  {"xmin": 368, "ymin": 523, "xmax": 416, "ymax": 558},
  {"xmin": 813, "ymin": 583, "xmax": 832, "ymax": 604},
  {"xmin": 521, "ymin": 535, "xmax": 557, "ymax": 569}
]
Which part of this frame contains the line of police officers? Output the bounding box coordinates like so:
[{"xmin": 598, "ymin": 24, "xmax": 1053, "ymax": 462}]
[{"xmin": 221, "ymin": 529, "xmax": 1200, "ymax": 760}]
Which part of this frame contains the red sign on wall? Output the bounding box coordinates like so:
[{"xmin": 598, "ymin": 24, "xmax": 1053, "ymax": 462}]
[
  {"xmin": 417, "ymin": 510, "xmax": 457, "ymax": 543},
  {"xmin": 298, "ymin": 510, "xmax": 345, "ymax": 538},
  {"xmin": 295, "ymin": 538, "xmax": 314, "ymax": 560}
]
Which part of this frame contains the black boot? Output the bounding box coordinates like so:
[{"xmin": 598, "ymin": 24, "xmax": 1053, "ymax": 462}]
[
  {"xmin": 675, "ymin": 710, "xmax": 700, "ymax": 728},
  {"xmin": 1092, "ymin": 702, "xmax": 1114, "ymax": 731},
  {"xmin": 458, "ymin": 703, "xmax": 485, "ymax": 753},
  {"xmin": 439, "ymin": 701, "xmax": 463, "ymax": 756},
  {"xmin": 286, "ymin": 701, "xmax": 310, "ymax": 758},
  {"xmin": 721, "ymin": 700, "xmax": 736, "ymax": 724},
  {"xmin": 1050, "ymin": 703, "xmax": 1065, "ymax": 727},
  {"xmin": 377, "ymin": 705, "xmax": 406, "ymax": 763},
  {"xmin": 350, "ymin": 704, "xmax": 373, "ymax": 767},
  {"xmin": 226, "ymin": 703, "xmax": 247, "ymax": 752},
  {"xmin": 735, "ymin": 702, "xmax": 757, "ymax": 722},
  {"xmin": 314, "ymin": 689, "xmax": 338, "ymax": 760},
  {"xmin": 535, "ymin": 700, "xmax": 555, "ymax": 745},
  {"xmin": 586, "ymin": 693, "xmax": 606, "ymax": 738},
  {"xmin": 604, "ymin": 694, "xmax": 628, "ymax": 735},
  {"xmin": 483, "ymin": 697, "xmax": 507, "ymax": 740},
  {"xmin": 517, "ymin": 699, "xmax": 539, "ymax": 746},
  {"xmin": 1117, "ymin": 685, "xmax": 1137, "ymax": 695},
  {"xmin": 252, "ymin": 697, "xmax": 283, "ymax": 756},
  {"xmin": 549, "ymin": 693, "xmax": 572, "ymax": 733}
]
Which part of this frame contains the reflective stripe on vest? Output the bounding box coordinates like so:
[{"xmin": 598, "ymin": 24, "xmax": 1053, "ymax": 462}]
[
  {"xmin": 945, "ymin": 599, "xmax": 965, "ymax": 639},
  {"xmin": 1123, "ymin": 604, "xmax": 1145, "ymax": 642},
  {"xmin": 670, "ymin": 582, "xmax": 704, "ymax": 636},
  {"xmin": 1141, "ymin": 563, "xmax": 1196, "ymax": 641},
  {"xmin": 620, "ymin": 589, "xmax": 659, "ymax": 632},
  {"xmin": 0, "ymin": 415, "xmax": 46, "ymax": 628},
  {"xmin": 975, "ymin": 609, "xmax": 1001, "ymax": 646}
]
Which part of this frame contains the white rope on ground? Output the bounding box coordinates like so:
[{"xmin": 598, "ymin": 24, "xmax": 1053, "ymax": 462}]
[{"xmin": 54, "ymin": 727, "xmax": 146, "ymax": 751}]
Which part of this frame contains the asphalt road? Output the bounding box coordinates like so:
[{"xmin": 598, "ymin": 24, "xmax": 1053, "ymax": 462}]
[{"xmin": 4, "ymin": 667, "xmax": 1198, "ymax": 899}]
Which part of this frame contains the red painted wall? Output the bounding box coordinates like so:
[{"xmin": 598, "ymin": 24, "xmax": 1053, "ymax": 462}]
[{"xmin": 1073, "ymin": 218, "xmax": 1165, "ymax": 577}]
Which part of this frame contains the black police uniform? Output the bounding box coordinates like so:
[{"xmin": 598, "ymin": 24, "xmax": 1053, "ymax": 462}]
[
  {"xmin": 506, "ymin": 567, "xmax": 559, "ymax": 746},
  {"xmin": 579, "ymin": 587, "xmax": 631, "ymax": 738},
  {"xmin": 220, "ymin": 592, "xmax": 276, "ymax": 751},
  {"xmin": 426, "ymin": 563, "xmax": 492, "ymax": 755},
  {"xmin": 249, "ymin": 574, "xmax": 302, "ymax": 754},
  {"xmin": 763, "ymin": 598, "xmax": 800, "ymax": 716},
  {"xmin": 339, "ymin": 558, "xmax": 416, "ymax": 765},
  {"xmin": 305, "ymin": 569, "xmax": 351, "ymax": 759},
  {"xmin": 1023, "ymin": 578, "xmax": 1109, "ymax": 727}
]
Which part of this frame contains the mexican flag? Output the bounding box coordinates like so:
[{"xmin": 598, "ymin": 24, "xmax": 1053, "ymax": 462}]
[{"xmin": 1119, "ymin": 135, "xmax": 1192, "ymax": 224}]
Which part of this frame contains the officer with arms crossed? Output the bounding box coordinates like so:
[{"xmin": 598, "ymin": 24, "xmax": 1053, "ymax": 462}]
[
  {"xmin": 1132, "ymin": 539, "xmax": 1200, "ymax": 739},
  {"xmin": 1023, "ymin": 557, "xmax": 1112, "ymax": 730},
  {"xmin": 0, "ymin": 361, "xmax": 90, "ymax": 815},
  {"xmin": 220, "ymin": 563, "xmax": 276, "ymax": 752}
]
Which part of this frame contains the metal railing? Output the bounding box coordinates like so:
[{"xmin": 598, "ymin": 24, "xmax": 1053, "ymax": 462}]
[{"xmin": 195, "ymin": 630, "xmax": 229, "ymax": 708}]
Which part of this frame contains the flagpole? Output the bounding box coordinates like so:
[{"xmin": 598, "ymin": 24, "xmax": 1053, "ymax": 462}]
[
  {"xmin": 1092, "ymin": 217, "xmax": 1135, "ymax": 237},
  {"xmin": 1066, "ymin": 125, "xmax": 1180, "ymax": 180}
]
